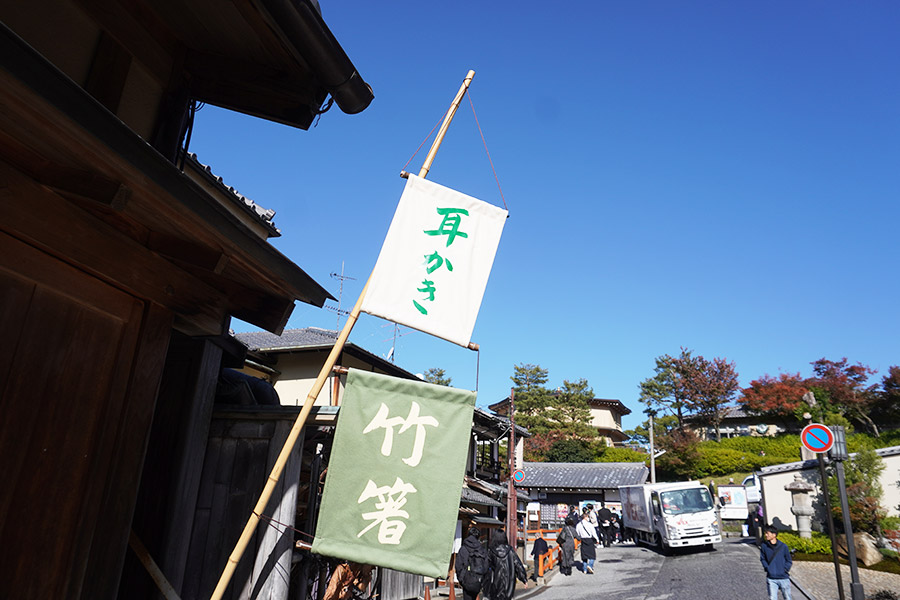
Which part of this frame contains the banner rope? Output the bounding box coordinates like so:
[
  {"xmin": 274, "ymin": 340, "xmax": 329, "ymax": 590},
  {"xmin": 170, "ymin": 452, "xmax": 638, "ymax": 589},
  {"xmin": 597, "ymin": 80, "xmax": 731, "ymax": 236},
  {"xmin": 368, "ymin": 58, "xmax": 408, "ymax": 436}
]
[
  {"xmin": 254, "ymin": 510, "xmax": 314, "ymax": 541},
  {"xmin": 401, "ymin": 111, "xmax": 448, "ymax": 174},
  {"xmin": 466, "ymin": 89, "xmax": 508, "ymax": 212}
]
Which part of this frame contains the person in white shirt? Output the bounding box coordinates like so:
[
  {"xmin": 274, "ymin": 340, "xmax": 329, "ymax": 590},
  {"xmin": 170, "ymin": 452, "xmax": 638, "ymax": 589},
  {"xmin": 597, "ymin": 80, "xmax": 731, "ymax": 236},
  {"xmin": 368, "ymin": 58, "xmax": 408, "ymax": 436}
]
[{"xmin": 575, "ymin": 508, "xmax": 600, "ymax": 574}]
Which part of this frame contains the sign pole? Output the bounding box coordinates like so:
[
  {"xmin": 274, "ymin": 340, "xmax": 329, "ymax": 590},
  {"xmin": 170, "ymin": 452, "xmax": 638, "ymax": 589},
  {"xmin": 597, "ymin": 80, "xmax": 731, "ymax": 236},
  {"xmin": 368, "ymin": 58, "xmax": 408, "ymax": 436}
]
[
  {"xmin": 210, "ymin": 70, "xmax": 476, "ymax": 600},
  {"xmin": 817, "ymin": 454, "xmax": 845, "ymax": 600},
  {"xmin": 830, "ymin": 427, "xmax": 865, "ymax": 600}
]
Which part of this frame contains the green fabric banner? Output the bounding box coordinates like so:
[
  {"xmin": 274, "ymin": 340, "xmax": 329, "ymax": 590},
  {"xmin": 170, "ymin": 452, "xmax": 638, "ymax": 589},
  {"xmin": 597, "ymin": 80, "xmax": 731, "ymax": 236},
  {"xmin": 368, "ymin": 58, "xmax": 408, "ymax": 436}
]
[{"xmin": 311, "ymin": 369, "xmax": 476, "ymax": 577}]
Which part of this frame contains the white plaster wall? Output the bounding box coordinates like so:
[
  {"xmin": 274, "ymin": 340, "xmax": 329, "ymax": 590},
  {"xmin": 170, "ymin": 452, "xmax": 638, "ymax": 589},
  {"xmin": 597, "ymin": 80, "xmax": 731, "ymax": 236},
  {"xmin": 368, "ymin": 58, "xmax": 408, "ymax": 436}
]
[{"xmin": 760, "ymin": 453, "xmax": 900, "ymax": 533}]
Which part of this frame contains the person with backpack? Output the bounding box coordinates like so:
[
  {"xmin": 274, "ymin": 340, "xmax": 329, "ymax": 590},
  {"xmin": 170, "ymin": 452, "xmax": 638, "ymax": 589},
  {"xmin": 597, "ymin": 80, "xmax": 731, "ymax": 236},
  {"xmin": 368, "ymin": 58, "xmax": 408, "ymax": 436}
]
[
  {"xmin": 483, "ymin": 530, "xmax": 527, "ymax": 600},
  {"xmin": 455, "ymin": 527, "xmax": 489, "ymax": 600}
]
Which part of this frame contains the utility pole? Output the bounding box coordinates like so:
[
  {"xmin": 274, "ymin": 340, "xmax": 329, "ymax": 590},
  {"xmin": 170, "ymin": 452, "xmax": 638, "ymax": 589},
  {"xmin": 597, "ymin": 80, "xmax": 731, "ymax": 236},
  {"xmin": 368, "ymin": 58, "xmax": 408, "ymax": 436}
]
[
  {"xmin": 649, "ymin": 412, "xmax": 656, "ymax": 483},
  {"xmin": 507, "ymin": 388, "xmax": 518, "ymax": 548}
]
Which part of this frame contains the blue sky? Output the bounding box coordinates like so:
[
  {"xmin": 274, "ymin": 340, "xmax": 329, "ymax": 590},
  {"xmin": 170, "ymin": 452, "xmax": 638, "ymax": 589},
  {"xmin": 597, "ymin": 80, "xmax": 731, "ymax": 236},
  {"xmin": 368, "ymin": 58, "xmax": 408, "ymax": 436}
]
[{"xmin": 190, "ymin": 1, "xmax": 900, "ymax": 432}]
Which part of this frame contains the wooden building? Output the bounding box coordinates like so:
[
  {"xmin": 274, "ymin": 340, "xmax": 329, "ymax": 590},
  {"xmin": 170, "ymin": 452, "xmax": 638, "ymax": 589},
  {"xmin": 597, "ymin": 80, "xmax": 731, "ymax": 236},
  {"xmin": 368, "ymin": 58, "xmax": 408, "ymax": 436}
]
[{"xmin": 0, "ymin": 1, "xmax": 372, "ymax": 598}]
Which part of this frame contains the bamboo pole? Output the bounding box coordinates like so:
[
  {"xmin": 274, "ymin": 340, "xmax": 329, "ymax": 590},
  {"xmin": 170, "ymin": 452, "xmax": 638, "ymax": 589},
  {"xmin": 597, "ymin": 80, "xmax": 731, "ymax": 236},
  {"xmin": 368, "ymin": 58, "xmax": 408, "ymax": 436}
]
[
  {"xmin": 210, "ymin": 70, "xmax": 475, "ymax": 600},
  {"xmin": 418, "ymin": 70, "xmax": 475, "ymax": 179}
]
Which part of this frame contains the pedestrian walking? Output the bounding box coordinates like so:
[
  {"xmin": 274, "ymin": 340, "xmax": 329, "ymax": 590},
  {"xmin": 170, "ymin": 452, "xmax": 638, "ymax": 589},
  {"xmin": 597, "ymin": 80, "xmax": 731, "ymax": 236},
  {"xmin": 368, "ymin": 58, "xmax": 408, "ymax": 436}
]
[
  {"xmin": 760, "ymin": 526, "xmax": 793, "ymax": 600},
  {"xmin": 455, "ymin": 527, "xmax": 490, "ymax": 600},
  {"xmin": 596, "ymin": 502, "xmax": 613, "ymax": 547},
  {"xmin": 556, "ymin": 517, "xmax": 577, "ymax": 576},
  {"xmin": 529, "ymin": 532, "xmax": 548, "ymax": 581},
  {"xmin": 575, "ymin": 507, "xmax": 600, "ymax": 574},
  {"xmin": 484, "ymin": 530, "xmax": 527, "ymax": 600}
]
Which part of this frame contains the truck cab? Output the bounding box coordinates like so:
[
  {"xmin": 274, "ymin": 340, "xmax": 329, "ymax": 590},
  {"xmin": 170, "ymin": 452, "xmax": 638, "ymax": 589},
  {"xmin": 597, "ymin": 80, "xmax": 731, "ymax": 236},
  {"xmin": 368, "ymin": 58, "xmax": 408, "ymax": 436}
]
[{"xmin": 621, "ymin": 482, "xmax": 722, "ymax": 551}]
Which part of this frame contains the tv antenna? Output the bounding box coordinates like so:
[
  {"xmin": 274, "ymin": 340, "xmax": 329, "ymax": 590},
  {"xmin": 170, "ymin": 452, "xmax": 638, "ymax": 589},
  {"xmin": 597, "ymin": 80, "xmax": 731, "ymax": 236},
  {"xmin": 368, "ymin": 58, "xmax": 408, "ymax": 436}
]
[
  {"xmin": 328, "ymin": 262, "xmax": 356, "ymax": 329},
  {"xmin": 382, "ymin": 323, "xmax": 412, "ymax": 363}
]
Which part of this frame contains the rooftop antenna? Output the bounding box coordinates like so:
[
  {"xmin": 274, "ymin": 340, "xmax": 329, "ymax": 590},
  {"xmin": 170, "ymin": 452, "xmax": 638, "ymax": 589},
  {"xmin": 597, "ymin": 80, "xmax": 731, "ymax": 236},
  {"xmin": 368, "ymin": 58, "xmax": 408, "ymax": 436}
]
[
  {"xmin": 381, "ymin": 323, "xmax": 411, "ymax": 363},
  {"xmin": 329, "ymin": 262, "xmax": 356, "ymax": 329}
]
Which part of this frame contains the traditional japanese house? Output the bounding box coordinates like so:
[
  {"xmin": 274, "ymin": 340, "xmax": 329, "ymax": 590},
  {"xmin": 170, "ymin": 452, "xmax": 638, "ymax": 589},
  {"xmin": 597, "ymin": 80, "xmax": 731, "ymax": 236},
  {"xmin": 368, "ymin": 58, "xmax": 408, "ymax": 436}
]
[{"xmin": 0, "ymin": 1, "xmax": 372, "ymax": 598}]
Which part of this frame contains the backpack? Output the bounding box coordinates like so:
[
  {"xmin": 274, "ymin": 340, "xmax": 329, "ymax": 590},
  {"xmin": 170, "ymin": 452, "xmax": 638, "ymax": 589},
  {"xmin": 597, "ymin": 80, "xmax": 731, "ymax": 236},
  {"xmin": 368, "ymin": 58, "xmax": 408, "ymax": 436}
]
[{"xmin": 458, "ymin": 543, "xmax": 489, "ymax": 591}]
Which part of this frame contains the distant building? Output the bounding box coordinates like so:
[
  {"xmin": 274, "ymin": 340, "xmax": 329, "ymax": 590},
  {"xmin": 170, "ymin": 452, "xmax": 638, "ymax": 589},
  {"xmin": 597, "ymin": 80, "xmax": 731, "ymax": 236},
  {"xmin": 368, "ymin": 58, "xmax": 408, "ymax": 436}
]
[
  {"xmin": 686, "ymin": 405, "xmax": 800, "ymax": 440},
  {"xmin": 489, "ymin": 395, "xmax": 631, "ymax": 447},
  {"xmin": 515, "ymin": 462, "xmax": 649, "ymax": 528}
]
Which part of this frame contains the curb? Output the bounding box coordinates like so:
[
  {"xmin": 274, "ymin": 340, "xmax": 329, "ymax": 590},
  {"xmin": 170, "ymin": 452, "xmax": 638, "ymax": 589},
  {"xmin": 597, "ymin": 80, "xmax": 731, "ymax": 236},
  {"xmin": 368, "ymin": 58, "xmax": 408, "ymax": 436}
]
[{"xmin": 790, "ymin": 575, "xmax": 820, "ymax": 600}]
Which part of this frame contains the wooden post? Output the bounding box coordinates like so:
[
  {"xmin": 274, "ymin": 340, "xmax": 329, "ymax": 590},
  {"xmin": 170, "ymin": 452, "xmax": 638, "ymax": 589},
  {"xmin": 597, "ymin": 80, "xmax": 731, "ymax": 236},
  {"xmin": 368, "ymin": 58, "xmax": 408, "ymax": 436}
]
[
  {"xmin": 129, "ymin": 531, "xmax": 181, "ymax": 600},
  {"xmin": 210, "ymin": 70, "xmax": 476, "ymax": 600}
]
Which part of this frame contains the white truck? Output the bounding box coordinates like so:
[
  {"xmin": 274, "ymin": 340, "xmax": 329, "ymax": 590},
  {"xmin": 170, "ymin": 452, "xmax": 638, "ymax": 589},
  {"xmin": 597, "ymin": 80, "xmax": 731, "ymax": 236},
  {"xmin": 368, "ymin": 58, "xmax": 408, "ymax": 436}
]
[{"xmin": 619, "ymin": 481, "xmax": 721, "ymax": 551}]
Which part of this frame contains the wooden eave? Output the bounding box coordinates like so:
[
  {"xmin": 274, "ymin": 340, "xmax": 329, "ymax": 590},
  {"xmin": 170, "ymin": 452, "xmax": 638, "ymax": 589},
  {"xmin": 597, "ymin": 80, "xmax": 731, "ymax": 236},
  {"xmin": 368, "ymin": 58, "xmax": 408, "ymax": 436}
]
[
  {"xmin": 75, "ymin": 0, "xmax": 372, "ymax": 128},
  {"xmin": 0, "ymin": 25, "xmax": 332, "ymax": 336}
]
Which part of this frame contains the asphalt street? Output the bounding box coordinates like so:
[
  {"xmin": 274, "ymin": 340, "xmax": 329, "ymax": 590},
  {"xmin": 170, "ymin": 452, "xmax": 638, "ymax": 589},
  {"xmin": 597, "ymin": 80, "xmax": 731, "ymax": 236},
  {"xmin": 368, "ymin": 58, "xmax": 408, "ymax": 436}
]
[{"xmin": 523, "ymin": 539, "xmax": 776, "ymax": 600}]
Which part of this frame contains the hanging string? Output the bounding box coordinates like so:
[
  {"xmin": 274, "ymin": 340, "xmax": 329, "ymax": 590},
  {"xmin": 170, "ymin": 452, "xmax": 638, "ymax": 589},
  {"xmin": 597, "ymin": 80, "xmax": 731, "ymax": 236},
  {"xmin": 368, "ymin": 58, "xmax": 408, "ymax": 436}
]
[
  {"xmin": 401, "ymin": 110, "xmax": 449, "ymax": 174},
  {"xmin": 466, "ymin": 90, "xmax": 508, "ymax": 213},
  {"xmin": 255, "ymin": 510, "xmax": 314, "ymax": 543}
]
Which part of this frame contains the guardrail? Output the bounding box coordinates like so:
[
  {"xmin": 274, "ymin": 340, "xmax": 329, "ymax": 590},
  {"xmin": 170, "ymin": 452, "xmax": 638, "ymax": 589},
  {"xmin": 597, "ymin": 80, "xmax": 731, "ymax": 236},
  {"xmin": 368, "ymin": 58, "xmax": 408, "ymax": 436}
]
[{"xmin": 524, "ymin": 528, "xmax": 580, "ymax": 577}]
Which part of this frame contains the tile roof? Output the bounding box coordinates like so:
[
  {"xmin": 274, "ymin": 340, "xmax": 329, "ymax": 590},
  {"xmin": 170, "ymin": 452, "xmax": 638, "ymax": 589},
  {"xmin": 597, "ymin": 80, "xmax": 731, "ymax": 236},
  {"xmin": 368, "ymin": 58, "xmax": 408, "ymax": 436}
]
[
  {"xmin": 461, "ymin": 486, "xmax": 503, "ymax": 508},
  {"xmin": 758, "ymin": 444, "xmax": 900, "ymax": 476},
  {"xmin": 187, "ymin": 153, "xmax": 280, "ymax": 237},
  {"xmin": 235, "ymin": 327, "xmax": 339, "ymax": 351},
  {"xmin": 518, "ymin": 462, "xmax": 648, "ymax": 490}
]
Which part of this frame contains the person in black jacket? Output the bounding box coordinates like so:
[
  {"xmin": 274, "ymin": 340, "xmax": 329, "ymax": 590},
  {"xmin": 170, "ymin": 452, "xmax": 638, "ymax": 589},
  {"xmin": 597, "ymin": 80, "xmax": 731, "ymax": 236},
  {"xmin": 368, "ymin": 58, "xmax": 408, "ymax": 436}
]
[
  {"xmin": 529, "ymin": 533, "xmax": 549, "ymax": 581},
  {"xmin": 760, "ymin": 526, "xmax": 793, "ymax": 600},
  {"xmin": 455, "ymin": 527, "xmax": 489, "ymax": 600},
  {"xmin": 484, "ymin": 530, "xmax": 527, "ymax": 600},
  {"xmin": 596, "ymin": 503, "xmax": 613, "ymax": 548}
]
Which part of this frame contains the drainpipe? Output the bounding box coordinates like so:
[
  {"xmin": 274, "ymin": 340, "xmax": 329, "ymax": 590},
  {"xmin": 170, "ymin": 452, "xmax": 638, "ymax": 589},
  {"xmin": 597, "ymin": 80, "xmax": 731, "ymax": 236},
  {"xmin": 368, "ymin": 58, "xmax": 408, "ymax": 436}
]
[{"xmin": 260, "ymin": 0, "xmax": 374, "ymax": 114}]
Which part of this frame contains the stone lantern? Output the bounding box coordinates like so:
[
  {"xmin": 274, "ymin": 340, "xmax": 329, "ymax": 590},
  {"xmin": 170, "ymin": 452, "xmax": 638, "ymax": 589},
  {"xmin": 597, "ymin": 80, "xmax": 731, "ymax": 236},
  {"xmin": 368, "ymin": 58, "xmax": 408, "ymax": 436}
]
[{"xmin": 785, "ymin": 474, "xmax": 816, "ymax": 539}]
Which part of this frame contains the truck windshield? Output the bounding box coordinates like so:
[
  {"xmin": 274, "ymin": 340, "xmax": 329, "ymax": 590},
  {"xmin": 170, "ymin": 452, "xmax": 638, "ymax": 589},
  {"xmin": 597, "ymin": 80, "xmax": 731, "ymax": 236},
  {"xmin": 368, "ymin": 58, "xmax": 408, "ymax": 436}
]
[{"xmin": 660, "ymin": 488, "xmax": 714, "ymax": 515}]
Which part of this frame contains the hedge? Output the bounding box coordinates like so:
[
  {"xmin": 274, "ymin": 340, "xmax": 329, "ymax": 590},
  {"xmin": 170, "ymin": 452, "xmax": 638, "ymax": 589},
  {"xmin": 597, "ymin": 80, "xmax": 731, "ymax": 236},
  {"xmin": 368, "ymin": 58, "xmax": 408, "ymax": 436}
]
[{"xmin": 777, "ymin": 531, "xmax": 833, "ymax": 555}]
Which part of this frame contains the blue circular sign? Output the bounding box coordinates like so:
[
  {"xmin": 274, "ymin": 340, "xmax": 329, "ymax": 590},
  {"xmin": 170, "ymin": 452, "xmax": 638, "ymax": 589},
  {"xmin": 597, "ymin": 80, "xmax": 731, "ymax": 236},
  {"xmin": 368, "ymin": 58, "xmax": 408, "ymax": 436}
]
[
  {"xmin": 801, "ymin": 423, "xmax": 834, "ymax": 453},
  {"xmin": 512, "ymin": 469, "xmax": 525, "ymax": 483}
]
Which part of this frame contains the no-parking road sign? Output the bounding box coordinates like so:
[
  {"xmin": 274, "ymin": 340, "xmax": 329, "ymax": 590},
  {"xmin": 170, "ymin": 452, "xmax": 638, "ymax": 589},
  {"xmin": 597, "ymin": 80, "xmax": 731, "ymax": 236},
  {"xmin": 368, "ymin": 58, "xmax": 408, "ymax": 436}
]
[{"xmin": 800, "ymin": 423, "xmax": 834, "ymax": 454}]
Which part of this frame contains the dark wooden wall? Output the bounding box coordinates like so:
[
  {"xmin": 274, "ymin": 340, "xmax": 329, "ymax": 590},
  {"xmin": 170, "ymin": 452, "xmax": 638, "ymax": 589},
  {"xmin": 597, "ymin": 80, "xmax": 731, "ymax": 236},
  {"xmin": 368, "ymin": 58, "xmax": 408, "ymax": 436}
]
[
  {"xmin": 182, "ymin": 411, "xmax": 304, "ymax": 600},
  {"xmin": 0, "ymin": 231, "xmax": 171, "ymax": 599},
  {"xmin": 119, "ymin": 333, "xmax": 223, "ymax": 599}
]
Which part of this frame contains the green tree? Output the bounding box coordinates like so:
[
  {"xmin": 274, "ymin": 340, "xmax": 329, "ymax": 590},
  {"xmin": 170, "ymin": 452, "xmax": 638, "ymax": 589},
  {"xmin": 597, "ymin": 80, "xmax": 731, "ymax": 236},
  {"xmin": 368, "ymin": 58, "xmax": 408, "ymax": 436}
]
[
  {"xmin": 872, "ymin": 366, "xmax": 900, "ymax": 427},
  {"xmin": 624, "ymin": 414, "xmax": 679, "ymax": 447},
  {"xmin": 510, "ymin": 363, "xmax": 555, "ymax": 435},
  {"xmin": 510, "ymin": 364, "xmax": 599, "ymax": 461},
  {"xmin": 639, "ymin": 348, "xmax": 700, "ymax": 431},
  {"xmin": 827, "ymin": 448, "xmax": 886, "ymax": 535},
  {"xmin": 596, "ymin": 446, "xmax": 649, "ymax": 463},
  {"xmin": 546, "ymin": 438, "xmax": 593, "ymax": 462},
  {"xmin": 422, "ymin": 367, "xmax": 452, "ymax": 386},
  {"xmin": 550, "ymin": 378, "xmax": 599, "ymax": 439},
  {"xmin": 686, "ymin": 356, "xmax": 740, "ymax": 442}
]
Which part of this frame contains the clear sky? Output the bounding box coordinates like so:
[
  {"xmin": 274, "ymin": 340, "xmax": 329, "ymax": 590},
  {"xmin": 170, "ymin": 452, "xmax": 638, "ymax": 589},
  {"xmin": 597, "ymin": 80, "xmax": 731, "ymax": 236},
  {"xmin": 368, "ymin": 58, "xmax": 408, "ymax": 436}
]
[{"xmin": 190, "ymin": 1, "xmax": 900, "ymax": 432}]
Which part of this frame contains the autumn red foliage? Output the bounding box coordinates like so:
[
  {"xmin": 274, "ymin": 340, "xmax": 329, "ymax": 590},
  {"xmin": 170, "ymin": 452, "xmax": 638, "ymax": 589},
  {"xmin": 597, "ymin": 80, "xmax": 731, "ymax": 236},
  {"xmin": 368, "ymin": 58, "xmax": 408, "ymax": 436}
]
[{"xmin": 739, "ymin": 372, "xmax": 808, "ymax": 416}]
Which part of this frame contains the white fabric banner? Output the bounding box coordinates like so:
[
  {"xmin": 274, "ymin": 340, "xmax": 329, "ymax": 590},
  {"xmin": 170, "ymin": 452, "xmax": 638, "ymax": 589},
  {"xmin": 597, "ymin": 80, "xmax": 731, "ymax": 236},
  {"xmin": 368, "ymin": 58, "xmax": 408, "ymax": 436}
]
[{"xmin": 361, "ymin": 175, "xmax": 507, "ymax": 347}]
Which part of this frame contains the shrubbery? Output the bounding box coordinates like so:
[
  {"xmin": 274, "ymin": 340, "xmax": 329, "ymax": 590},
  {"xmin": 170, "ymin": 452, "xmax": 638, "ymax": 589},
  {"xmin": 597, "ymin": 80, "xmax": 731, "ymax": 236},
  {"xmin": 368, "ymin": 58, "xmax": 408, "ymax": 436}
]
[
  {"xmin": 597, "ymin": 447, "xmax": 648, "ymax": 463},
  {"xmin": 777, "ymin": 531, "xmax": 833, "ymax": 555}
]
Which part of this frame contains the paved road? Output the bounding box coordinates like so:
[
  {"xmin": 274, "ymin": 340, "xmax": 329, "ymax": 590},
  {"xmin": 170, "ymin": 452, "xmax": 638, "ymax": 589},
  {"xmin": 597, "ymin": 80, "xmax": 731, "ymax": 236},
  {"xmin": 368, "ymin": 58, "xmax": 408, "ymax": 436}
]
[{"xmin": 524, "ymin": 539, "xmax": 784, "ymax": 600}]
